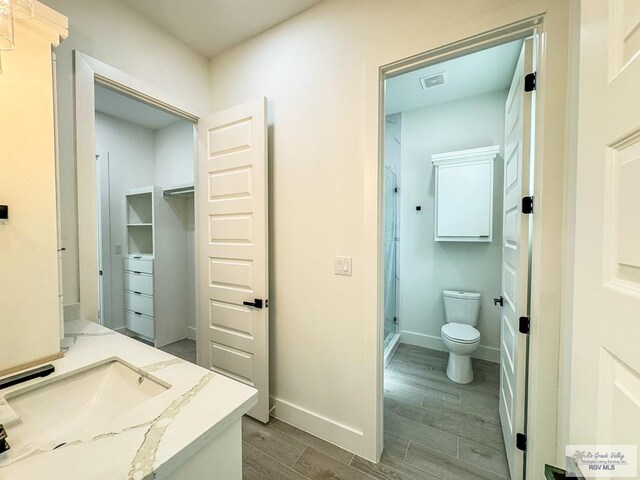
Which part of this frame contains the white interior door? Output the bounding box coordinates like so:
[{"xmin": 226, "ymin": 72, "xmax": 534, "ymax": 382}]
[
  {"xmin": 568, "ymin": 1, "xmax": 640, "ymax": 474},
  {"xmin": 500, "ymin": 38, "xmax": 534, "ymax": 479},
  {"xmin": 197, "ymin": 98, "xmax": 269, "ymax": 422}
]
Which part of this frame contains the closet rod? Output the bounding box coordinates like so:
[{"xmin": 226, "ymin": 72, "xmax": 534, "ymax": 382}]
[{"xmin": 162, "ymin": 185, "xmax": 195, "ymax": 197}]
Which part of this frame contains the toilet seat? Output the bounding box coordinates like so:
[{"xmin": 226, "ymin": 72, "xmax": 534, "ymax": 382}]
[{"xmin": 441, "ymin": 323, "xmax": 480, "ymax": 344}]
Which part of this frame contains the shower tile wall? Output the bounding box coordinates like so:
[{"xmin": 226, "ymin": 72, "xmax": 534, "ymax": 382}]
[{"xmin": 384, "ymin": 114, "xmax": 402, "ymax": 343}]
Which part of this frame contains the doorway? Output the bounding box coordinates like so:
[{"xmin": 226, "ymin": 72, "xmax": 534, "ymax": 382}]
[
  {"xmin": 93, "ymin": 84, "xmax": 198, "ymax": 363},
  {"xmin": 380, "ymin": 35, "xmax": 537, "ymax": 479}
]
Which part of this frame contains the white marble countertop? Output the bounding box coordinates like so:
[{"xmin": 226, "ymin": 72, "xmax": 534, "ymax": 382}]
[{"xmin": 0, "ymin": 319, "xmax": 258, "ymax": 480}]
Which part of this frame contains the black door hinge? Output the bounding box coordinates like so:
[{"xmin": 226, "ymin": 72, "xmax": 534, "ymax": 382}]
[
  {"xmin": 516, "ymin": 433, "xmax": 527, "ymax": 451},
  {"xmin": 524, "ymin": 72, "xmax": 536, "ymax": 92},
  {"xmin": 394, "ymin": 187, "xmax": 398, "ymax": 193},
  {"xmin": 522, "ymin": 196, "xmax": 534, "ymax": 214},
  {"xmin": 519, "ymin": 316, "xmax": 530, "ymax": 334}
]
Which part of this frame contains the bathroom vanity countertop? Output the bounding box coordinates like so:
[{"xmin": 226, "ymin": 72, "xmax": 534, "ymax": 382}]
[{"xmin": 0, "ymin": 319, "xmax": 258, "ymax": 480}]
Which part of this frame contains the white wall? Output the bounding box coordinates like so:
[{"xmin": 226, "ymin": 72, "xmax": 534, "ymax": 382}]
[
  {"xmin": 398, "ymin": 91, "xmax": 507, "ymax": 362},
  {"xmin": 155, "ymin": 122, "xmax": 196, "ymax": 338},
  {"xmin": 95, "ymin": 113, "xmax": 156, "ymax": 330},
  {"xmin": 41, "ymin": 0, "xmax": 209, "ymax": 307},
  {"xmin": 155, "ymin": 122, "xmax": 195, "ymax": 189},
  {"xmin": 207, "ymin": 0, "xmax": 571, "ymax": 462}
]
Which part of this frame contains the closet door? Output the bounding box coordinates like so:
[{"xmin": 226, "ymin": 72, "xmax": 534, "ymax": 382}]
[{"xmin": 197, "ymin": 98, "xmax": 269, "ymax": 422}]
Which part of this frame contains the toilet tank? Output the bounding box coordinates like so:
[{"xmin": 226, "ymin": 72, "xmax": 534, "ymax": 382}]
[{"xmin": 443, "ymin": 290, "xmax": 481, "ymax": 326}]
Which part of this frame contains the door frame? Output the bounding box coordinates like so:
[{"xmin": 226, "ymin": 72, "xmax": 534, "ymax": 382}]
[
  {"xmin": 73, "ymin": 51, "xmax": 201, "ymax": 329},
  {"xmin": 370, "ymin": 14, "xmax": 568, "ymax": 478}
]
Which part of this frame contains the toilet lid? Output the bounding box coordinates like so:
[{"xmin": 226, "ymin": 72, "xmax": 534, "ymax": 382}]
[{"xmin": 441, "ymin": 323, "xmax": 480, "ymax": 344}]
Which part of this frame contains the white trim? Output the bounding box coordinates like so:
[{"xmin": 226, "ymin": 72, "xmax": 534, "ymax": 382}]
[
  {"xmin": 186, "ymin": 326, "xmax": 197, "ymax": 340},
  {"xmin": 431, "ymin": 145, "xmax": 500, "ymax": 166},
  {"xmin": 400, "ymin": 331, "xmax": 500, "ymax": 363},
  {"xmin": 15, "ymin": 2, "xmax": 68, "ymax": 46},
  {"xmin": 271, "ymin": 396, "xmax": 363, "ymax": 457},
  {"xmin": 74, "ymin": 51, "xmax": 201, "ymax": 322},
  {"xmin": 384, "ymin": 333, "xmax": 401, "ymax": 367}
]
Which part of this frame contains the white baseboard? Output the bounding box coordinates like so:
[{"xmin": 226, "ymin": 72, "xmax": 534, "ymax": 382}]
[
  {"xmin": 186, "ymin": 326, "xmax": 196, "ymax": 340},
  {"xmin": 400, "ymin": 330, "xmax": 500, "ymax": 363},
  {"xmin": 63, "ymin": 303, "xmax": 81, "ymax": 322},
  {"xmin": 271, "ymin": 396, "xmax": 364, "ymax": 457},
  {"xmin": 384, "ymin": 334, "xmax": 401, "ymax": 367}
]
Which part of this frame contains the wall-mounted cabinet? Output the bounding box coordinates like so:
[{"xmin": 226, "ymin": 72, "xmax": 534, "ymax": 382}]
[{"xmin": 431, "ymin": 145, "xmax": 500, "ymax": 242}]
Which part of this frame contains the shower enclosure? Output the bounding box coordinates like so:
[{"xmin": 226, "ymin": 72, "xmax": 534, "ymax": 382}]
[{"xmin": 384, "ymin": 167, "xmax": 399, "ymax": 350}]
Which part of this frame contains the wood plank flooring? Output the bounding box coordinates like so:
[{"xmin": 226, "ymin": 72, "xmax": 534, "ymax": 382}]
[{"xmin": 241, "ymin": 344, "xmax": 509, "ymax": 479}]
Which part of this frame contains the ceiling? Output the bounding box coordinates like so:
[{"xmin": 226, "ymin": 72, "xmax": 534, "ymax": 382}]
[
  {"xmin": 94, "ymin": 85, "xmax": 184, "ymax": 130},
  {"xmin": 119, "ymin": 0, "xmax": 323, "ymax": 58},
  {"xmin": 385, "ymin": 40, "xmax": 523, "ymax": 115}
]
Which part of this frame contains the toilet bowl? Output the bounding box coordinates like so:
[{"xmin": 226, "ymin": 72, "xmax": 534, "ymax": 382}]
[{"xmin": 441, "ymin": 290, "xmax": 481, "ymax": 384}]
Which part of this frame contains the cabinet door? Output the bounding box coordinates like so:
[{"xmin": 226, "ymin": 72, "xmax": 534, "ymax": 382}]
[{"xmin": 436, "ymin": 161, "xmax": 493, "ymax": 240}]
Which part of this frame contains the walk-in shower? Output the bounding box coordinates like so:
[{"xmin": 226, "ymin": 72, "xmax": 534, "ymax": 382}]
[{"xmin": 383, "ymin": 114, "xmax": 401, "ymax": 363}]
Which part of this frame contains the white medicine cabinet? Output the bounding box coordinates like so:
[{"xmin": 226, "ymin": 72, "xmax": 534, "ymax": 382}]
[{"xmin": 431, "ymin": 145, "xmax": 500, "ymax": 242}]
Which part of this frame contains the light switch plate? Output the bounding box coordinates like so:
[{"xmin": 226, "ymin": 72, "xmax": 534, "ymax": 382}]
[{"xmin": 334, "ymin": 256, "xmax": 352, "ymax": 276}]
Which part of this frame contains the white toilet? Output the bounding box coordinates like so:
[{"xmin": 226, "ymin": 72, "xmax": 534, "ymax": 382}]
[{"xmin": 441, "ymin": 290, "xmax": 481, "ymax": 384}]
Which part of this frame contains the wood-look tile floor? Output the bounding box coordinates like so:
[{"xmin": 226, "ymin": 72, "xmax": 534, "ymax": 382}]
[
  {"xmin": 242, "ymin": 344, "xmax": 509, "ymax": 479},
  {"xmin": 159, "ymin": 338, "xmax": 196, "ymax": 364}
]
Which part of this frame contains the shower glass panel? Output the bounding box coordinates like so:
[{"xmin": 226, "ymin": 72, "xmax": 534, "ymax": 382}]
[{"xmin": 384, "ymin": 168, "xmax": 398, "ymax": 348}]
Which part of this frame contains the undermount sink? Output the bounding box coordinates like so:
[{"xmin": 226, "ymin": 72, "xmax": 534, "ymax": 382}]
[{"xmin": 2, "ymin": 359, "xmax": 169, "ymax": 451}]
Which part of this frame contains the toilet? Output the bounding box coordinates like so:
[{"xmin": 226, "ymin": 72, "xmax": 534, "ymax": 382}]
[{"xmin": 441, "ymin": 290, "xmax": 481, "ymax": 384}]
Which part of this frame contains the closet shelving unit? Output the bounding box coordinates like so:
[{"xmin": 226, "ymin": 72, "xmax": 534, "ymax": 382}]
[
  {"xmin": 123, "ymin": 187, "xmax": 155, "ymax": 342},
  {"xmin": 123, "ymin": 185, "xmax": 193, "ymax": 348}
]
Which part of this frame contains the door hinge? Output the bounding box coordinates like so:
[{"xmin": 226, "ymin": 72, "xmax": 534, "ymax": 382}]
[
  {"xmin": 522, "ymin": 196, "xmax": 534, "ymax": 214},
  {"xmin": 516, "ymin": 433, "xmax": 527, "ymax": 452},
  {"xmin": 394, "ymin": 187, "xmax": 399, "ymax": 193},
  {"xmin": 524, "ymin": 72, "xmax": 536, "ymax": 92},
  {"xmin": 519, "ymin": 316, "xmax": 530, "ymax": 334}
]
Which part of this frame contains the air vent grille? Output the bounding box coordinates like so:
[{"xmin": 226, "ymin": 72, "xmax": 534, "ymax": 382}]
[{"xmin": 420, "ymin": 73, "xmax": 445, "ymax": 89}]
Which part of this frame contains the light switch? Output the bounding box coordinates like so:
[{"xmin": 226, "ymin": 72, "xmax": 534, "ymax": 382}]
[
  {"xmin": 114, "ymin": 243, "xmax": 122, "ymax": 254},
  {"xmin": 334, "ymin": 256, "xmax": 352, "ymax": 276}
]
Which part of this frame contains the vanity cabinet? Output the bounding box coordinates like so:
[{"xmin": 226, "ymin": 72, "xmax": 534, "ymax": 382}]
[{"xmin": 431, "ymin": 145, "xmax": 500, "ymax": 242}]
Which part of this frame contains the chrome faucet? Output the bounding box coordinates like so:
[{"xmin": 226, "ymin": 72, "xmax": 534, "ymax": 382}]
[{"xmin": 0, "ymin": 424, "xmax": 9, "ymax": 454}]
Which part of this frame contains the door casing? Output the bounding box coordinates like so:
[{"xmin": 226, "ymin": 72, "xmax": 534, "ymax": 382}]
[{"xmin": 374, "ymin": 16, "xmax": 562, "ymax": 477}]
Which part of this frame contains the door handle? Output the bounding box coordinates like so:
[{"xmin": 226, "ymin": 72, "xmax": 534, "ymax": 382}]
[
  {"xmin": 494, "ymin": 296, "xmax": 504, "ymax": 307},
  {"xmin": 243, "ymin": 299, "xmax": 266, "ymax": 309}
]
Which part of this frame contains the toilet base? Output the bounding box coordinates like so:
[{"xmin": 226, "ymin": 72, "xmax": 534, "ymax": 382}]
[{"xmin": 446, "ymin": 352, "xmax": 473, "ymax": 384}]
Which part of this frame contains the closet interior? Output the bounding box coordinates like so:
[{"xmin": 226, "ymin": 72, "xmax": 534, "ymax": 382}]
[{"xmin": 95, "ymin": 84, "xmax": 197, "ymax": 359}]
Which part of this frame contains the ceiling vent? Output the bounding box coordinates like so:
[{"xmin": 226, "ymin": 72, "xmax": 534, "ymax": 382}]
[{"xmin": 420, "ymin": 72, "xmax": 445, "ymax": 90}]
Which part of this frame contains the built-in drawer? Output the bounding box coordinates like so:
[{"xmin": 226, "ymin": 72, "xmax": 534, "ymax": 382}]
[
  {"xmin": 124, "ymin": 257, "xmax": 153, "ymax": 275},
  {"xmin": 125, "ymin": 271, "xmax": 154, "ymax": 296},
  {"xmin": 125, "ymin": 291, "xmax": 153, "ymax": 317},
  {"xmin": 125, "ymin": 310, "xmax": 154, "ymax": 340}
]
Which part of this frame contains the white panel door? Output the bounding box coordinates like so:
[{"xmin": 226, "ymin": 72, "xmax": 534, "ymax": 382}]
[
  {"xmin": 197, "ymin": 98, "xmax": 269, "ymax": 422},
  {"xmin": 568, "ymin": 0, "xmax": 640, "ymax": 474},
  {"xmin": 500, "ymin": 38, "xmax": 534, "ymax": 479}
]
